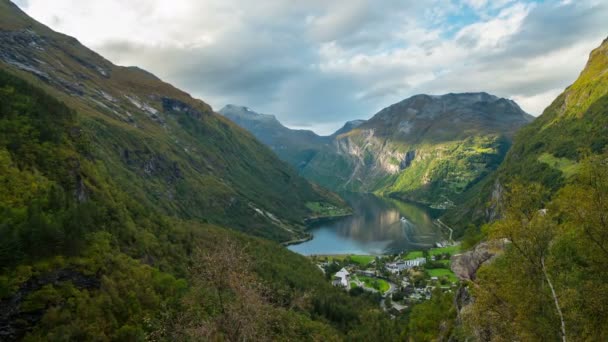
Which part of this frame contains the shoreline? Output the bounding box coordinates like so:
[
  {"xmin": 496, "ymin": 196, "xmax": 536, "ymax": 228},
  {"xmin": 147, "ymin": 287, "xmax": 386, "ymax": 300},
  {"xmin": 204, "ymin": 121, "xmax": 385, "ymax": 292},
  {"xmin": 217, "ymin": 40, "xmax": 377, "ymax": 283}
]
[
  {"xmin": 282, "ymin": 234, "xmax": 313, "ymax": 247},
  {"xmin": 303, "ymin": 212, "xmax": 353, "ymax": 225},
  {"xmin": 283, "ymin": 213, "xmax": 353, "ymax": 247}
]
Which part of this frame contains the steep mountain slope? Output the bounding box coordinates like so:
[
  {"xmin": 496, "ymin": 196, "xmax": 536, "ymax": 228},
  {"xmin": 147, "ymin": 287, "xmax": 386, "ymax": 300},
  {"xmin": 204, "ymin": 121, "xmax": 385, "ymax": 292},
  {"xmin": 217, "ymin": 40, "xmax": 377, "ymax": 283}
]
[
  {"xmin": 455, "ymin": 38, "xmax": 608, "ymax": 340},
  {"xmin": 303, "ymin": 93, "xmax": 533, "ymax": 206},
  {"xmin": 0, "ymin": 0, "xmax": 345, "ymax": 242},
  {"xmin": 219, "ymin": 104, "xmax": 332, "ymax": 170},
  {"xmin": 0, "ymin": 1, "xmax": 405, "ymax": 340},
  {"xmin": 445, "ymin": 37, "xmax": 608, "ymax": 230},
  {"xmin": 0, "ymin": 59, "xmax": 396, "ymax": 342}
]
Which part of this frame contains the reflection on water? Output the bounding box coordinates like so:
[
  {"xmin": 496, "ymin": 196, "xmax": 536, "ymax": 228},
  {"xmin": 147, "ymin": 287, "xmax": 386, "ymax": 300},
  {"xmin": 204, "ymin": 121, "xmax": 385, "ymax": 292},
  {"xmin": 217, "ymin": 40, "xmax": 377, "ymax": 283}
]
[{"xmin": 288, "ymin": 193, "xmax": 443, "ymax": 255}]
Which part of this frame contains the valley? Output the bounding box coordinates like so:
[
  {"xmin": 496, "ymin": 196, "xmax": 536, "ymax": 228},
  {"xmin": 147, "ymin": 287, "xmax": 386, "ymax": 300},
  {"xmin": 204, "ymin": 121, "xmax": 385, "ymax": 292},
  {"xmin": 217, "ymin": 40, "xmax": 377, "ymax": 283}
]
[
  {"xmin": 1, "ymin": 0, "xmax": 607, "ymax": 340},
  {"xmin": 222, "ymin": 93, "xmax": 533, "ymax": 210}
]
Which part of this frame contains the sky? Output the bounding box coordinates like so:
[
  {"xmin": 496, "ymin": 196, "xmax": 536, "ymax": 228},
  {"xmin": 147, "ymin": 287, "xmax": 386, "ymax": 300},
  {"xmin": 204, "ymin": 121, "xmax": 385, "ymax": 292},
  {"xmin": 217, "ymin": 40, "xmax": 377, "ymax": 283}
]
[{"xmin": 14, "ymin": 0, "xmax": 608, "ymax": 134}]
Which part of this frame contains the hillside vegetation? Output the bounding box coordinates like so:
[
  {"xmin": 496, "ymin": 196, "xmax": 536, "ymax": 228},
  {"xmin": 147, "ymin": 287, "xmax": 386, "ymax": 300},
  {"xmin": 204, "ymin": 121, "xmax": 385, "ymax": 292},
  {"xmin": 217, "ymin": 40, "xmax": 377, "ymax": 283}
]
[
  {"xmin": 454, "ymin": 37, "xmax": 608, "ymax": 340},
  {"xmin": 0, "ymin": 0, "xmax": 348, "ymax": 243},
  {"xmin": 0, "ymin": 1, "xmax": 413, "ymax": 339},
  {"xmin": 444, "ymin": 38, "xmax": 608, "ymax": 234}
]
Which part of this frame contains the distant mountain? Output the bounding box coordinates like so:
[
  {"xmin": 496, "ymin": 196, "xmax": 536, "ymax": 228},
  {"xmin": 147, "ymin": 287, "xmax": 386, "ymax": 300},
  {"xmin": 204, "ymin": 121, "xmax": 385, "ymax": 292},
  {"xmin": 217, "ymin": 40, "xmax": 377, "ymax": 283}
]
[
  {"xmin": 221, "ymin": 95, "xmax": 532, "ymax": 207},
  {"xmin": 331, "ymin": 120, "xmax": 366, "ymax": 137},
  {"xmin": 219, "ymin": 105, "xmax": 332, "ymax": 170},
  {"xmin": 445, "ymin": 37, "xmax": 608, "ymax": 229},
  {"xmin": 302, "ymin": 93, "xmax": 533, "ymax": 206}
]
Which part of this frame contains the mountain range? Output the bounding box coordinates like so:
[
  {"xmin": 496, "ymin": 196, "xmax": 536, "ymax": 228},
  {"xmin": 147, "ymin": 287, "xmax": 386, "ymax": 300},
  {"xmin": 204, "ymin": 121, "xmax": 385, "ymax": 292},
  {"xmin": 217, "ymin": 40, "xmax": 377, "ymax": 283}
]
[
  {"xmin": 222, "ymin": 92, "xmax": 533, "ymax": 208},
  {"xmin": 2, "ymin": 0, "xmax": 608, "ymax": 339}
]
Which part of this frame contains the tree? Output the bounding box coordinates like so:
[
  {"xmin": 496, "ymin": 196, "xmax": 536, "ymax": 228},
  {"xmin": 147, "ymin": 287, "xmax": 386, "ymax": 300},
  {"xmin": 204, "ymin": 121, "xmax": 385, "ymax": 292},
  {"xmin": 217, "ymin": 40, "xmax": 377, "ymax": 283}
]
[{"xmin": 465, "ymin": 182, "xmax": 566, "ymax": 341}]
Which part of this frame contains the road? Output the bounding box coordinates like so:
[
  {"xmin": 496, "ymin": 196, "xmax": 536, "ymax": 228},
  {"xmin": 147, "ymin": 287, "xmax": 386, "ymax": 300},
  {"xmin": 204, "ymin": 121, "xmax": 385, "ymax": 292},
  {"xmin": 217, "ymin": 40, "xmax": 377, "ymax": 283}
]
[{"xmin": 436, "ymin": 219, "xmax": 454, "ymax": 242}]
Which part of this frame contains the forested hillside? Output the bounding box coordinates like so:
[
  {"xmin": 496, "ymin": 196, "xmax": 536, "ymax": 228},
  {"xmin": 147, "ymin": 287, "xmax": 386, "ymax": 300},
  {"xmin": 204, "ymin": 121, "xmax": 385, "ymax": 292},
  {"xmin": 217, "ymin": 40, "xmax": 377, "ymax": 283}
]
[
  {"xmin": 0, "ymin": 0, "xmax": 345, "ymax": 243},
  {"xmin": 444, "ymin": 37, "xmax": 608, "ymax": 236},
  {"xmin": 0, "ymin": 1, "xmax": 408, "ymax": 339},
  {"xmin": 454, "ymin": 37, "xmax": 608, "ymax": 340}
]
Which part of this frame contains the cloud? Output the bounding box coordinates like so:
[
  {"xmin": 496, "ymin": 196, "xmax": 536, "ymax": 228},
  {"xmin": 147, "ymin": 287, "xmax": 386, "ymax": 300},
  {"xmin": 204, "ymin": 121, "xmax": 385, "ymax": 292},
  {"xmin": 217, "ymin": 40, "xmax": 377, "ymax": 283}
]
[{"xmin": 16, "ymin": 0, "xmax": 608, "ymax": 134}]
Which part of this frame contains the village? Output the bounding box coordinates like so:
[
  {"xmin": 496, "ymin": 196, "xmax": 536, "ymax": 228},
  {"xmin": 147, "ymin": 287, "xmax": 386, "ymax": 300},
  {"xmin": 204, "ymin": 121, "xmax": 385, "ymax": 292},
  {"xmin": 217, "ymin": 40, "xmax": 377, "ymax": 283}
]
[{"xmin": 310, "ymin": 244, "xmax": 461, "ymax": 315}]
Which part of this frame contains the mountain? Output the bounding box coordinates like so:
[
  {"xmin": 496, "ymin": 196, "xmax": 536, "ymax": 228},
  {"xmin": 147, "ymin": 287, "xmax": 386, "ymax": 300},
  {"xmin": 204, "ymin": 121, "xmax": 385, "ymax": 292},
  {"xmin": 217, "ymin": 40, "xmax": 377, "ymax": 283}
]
[
  {"xmin": 330, "ymin": 120, "xmax": 366, "ymax": 138},
  {"xmin": 219, "ymin": 104, "xmax": 332, "ymax": 170},
  {"xmin": 0, "ymin": 2, "xmax": 409, "ymax": 340},
  {"xmin": 0, "ymin": 0, "xmax": 347, "ymax": 243},
  {"xmin": 302, "ymin": 93, "xmax": 534, "ymax": 206},
  {"xmin": 453, "ymin": 38, "xmax": 608, "ymax": 340},
  {"xmin": 220, "ymin": 95, "xmax": 532, "ymax": 208},
  {"xmin": 445, "ymin": 37, "xmax": 608, "ymax": 230}
]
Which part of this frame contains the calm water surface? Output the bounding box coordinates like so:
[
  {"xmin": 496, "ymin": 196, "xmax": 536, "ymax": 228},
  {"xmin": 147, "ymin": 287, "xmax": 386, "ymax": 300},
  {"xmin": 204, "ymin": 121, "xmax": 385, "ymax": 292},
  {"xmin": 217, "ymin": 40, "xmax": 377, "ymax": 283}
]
[{"xmin": 289, "ymin": 194, "xmax": 444, "ymax": 255}]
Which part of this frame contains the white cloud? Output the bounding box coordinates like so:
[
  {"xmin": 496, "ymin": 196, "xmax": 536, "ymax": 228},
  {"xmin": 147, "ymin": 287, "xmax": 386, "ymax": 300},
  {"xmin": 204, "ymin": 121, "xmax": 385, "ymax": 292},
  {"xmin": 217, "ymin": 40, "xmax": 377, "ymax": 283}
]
[
  {"xmin": 15, "ymin": 0, "xmax": 608, "ymax": 134},
  {"xmin": 512, "ymin": 88, "xmax": 563, "ymax": 116}
]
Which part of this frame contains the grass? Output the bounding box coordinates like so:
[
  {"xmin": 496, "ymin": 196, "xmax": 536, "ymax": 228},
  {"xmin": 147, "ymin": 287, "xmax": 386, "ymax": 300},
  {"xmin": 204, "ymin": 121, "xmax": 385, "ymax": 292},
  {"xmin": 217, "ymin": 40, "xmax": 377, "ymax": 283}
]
[
  {"xmin": 358, "ymin": 276, "xmax": 390, "ymax": 294},
  {"xmin": 436, "ymin": 259, "xmax": 451, "ymax": 266},
  {"xmin": 538, "ymin": 153, "xmax": 580, "ymax": 178},
  {"xmin": 311, "ymin": 254, "xmax": 376, "ymax": 266},
  {"xmin": 349, "ymin": 255, "xmax": 375, "ymax": 266},
  {"xmin": 429, "ymin": 245, "xmax": 461, "ymax": 256},
  {"xmin": 403, "ymin": 251, "xmax": 424, "ymax": 260},
  {"xmin": 427, "ymin": 268, "xmax": 458, "ymax": 283}
]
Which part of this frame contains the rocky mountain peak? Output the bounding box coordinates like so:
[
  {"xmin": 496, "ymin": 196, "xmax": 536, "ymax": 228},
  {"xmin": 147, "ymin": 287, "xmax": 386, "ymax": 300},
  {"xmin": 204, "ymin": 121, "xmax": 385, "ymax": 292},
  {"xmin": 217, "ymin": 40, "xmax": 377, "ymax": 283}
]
[
  {"xmin": 364, "ymin": 92, "xmax": 532, "ymax": 142},
  {"xmin": 380, "ymin": 92, "xmax": 524, "ymax": 118},
  {"xmin": 219, "ymin": 104, "xmax": 279, "ymax": 122},
  {"xmin": 331, "ymin": 119, "xmax": 366, "ymax": 137}
]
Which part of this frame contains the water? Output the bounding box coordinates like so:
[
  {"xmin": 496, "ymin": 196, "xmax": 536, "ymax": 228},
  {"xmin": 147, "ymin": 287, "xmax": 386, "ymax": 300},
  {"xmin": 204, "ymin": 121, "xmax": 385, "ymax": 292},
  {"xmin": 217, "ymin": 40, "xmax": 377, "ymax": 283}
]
[{"xmin": 288, "ymin": 193, "xmax": 444, "ymax": 256}]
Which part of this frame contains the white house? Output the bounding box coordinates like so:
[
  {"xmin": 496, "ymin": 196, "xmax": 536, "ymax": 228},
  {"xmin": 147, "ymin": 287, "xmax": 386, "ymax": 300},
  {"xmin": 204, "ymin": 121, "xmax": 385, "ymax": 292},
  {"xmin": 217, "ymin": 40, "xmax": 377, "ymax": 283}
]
[
  {"xmin": 333, "ymin": 268, "xmax": 350, "ymax": 287},
  {"xmin": 386, "ymin": 257, "xmax": 427, "ymax": 273}
]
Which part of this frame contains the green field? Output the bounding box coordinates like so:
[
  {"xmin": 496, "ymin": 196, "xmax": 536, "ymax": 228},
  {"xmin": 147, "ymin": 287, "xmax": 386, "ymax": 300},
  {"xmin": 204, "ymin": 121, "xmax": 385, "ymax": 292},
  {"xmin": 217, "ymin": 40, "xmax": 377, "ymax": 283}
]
[
  {"xmin": 403, "ymin": 251, "xmax": 424, "ymax": 260},
  {"xmin": 358, "ymin": 276, "xmax": 390, "ymax": 294},
  {"xmin": 437, "ymin": 259, "xmax": 451, "ymax": 266},
  {"xmin": 538, "ymin": 153, "xmax": 580, "ymax": 178},
  {"xmin": 311, "ymin": 254, "xmax": 376, "ymax": 266},
  {"xmin": 429, "ymin": 245, "xmax": 461, "ymax": 256},
  {"xmin": 349, "ymin": 255, "xmax": 375, "ymax": 266},
  {"xmin": 427, "ymin": 268, "xmax": 458, "ymax": 283}
]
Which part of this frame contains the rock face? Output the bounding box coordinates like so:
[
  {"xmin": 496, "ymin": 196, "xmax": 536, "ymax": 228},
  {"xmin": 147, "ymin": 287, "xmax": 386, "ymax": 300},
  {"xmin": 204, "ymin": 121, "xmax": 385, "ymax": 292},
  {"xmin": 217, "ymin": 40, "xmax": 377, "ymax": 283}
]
[{"xmin": 451, "ymin": 241, "xmax": 504, "ymax": 281}]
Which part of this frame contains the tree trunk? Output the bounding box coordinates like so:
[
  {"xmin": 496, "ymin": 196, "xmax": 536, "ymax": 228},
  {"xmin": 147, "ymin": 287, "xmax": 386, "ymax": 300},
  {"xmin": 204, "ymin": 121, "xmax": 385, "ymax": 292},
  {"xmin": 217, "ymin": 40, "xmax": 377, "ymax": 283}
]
[{"xmin": 541, "ymin": 257, "xmax": 566, "ymax": 342}]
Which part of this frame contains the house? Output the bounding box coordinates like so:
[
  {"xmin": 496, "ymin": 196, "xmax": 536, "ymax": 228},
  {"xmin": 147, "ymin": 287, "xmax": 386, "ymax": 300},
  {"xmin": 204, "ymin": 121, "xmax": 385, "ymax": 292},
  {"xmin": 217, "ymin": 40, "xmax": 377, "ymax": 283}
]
[
  {"xmin": 333, "ymin": 268, "xmax": 350, "ymax": 287},
  {"xmin": 386, "ymin": 257, "xmax": 427, "ymax": 273}
]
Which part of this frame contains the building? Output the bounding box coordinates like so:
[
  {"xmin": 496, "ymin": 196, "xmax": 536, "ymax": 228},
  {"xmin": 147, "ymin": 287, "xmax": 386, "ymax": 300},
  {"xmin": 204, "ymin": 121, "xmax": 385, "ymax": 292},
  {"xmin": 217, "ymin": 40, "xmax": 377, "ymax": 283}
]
[
  {"xmin": 333, "ymin": 268, "xmax": 350, "ymax": 287},
  {"xmin": 386, "ymin": 257, "xmax": 427, "ymax": 273}
]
